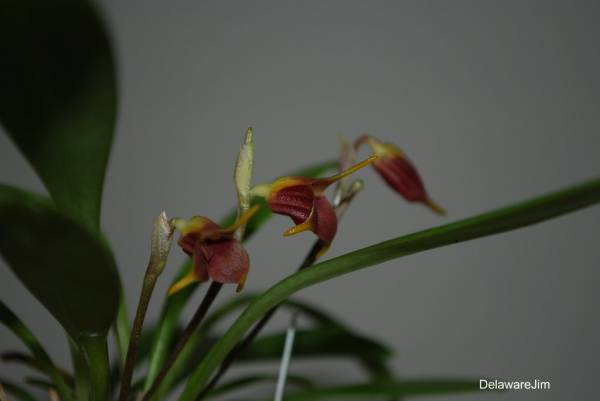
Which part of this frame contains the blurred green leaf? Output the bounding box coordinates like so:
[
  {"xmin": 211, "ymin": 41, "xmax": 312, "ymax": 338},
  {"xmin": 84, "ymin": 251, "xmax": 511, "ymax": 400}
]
[
  {"xmin": 0, "ymin": 378, "xmax": 37, "ymax": 401},
  {"xmin": 0, "ymin": 0, "xmax": 117, "ymax": 230},
  {"xmin": 239, "ymin": 325, "xmax": 391, "ymax": 369},
  {"xmin": 23, "ymin": 377, "xmax": 54, "ymax": 391},
  {"xmin": 264, "ymin": 378, "xmax": 482, "ymax": 401},
  {"xmin": 207, "ymin": 374, "xmax": 313, "ymax": 399},
  {"xmin": 0, "ymin": 301, "xmax": 72, "ymax": 400},
  {"xmin": 180, "ymin": 178, "xmax": 600, "ymax": 400},
  {"xmin": 144, "ymin": 160, "xmax": 338, "ymax": 390},
  {"xmin": 0, "ymin": 185, "xmax": 120, "ymax": 342},
  {"xmin": 144, "ymin": 298, "xmax": 393, "ymax": 400},
  {"xmin": 1, "ymin": 351, "xmax": 73, "ymax": 386}
]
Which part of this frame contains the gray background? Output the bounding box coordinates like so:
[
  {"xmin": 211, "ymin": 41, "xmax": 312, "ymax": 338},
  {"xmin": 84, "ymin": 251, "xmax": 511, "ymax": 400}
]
[{"xmin": 1, "ymin": 1, "xmax": 599, "ymax": 400}]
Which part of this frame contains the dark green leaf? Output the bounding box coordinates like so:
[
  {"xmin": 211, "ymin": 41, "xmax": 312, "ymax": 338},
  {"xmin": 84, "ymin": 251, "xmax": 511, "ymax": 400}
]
[
  {"xmin": 239, "ymin": 325, "xmax": 391, "ymax": 368},
  {"xmin": 268, "ymin": 378, "xmax": 482, "ymax": 401},
  {"xmin": 0, "ymin": 378, "xmax": 37, "ymax": 401},
  {"xmin": 180, "ymin": 178, "xmax": 600, "ymax": 400},
  {"xmin": 0, "ymin": 0, "xmax": 117, "ymax": 230},
  {"xmin": 0, "ymin": 301, "xmax": 72, "ymax": 400},
  {"xmin": 23, "ymin": 377, "xmax": 54, "ymax": 391},
  {"xmin": 145, "ymin": 309, "xmax": 392, "ymax": 400},
  {"xmin": 207, "ymin": 374, "xmax": 313, "ymax": 399},
  {"xmin": 0, "ymin": 185, "xmax": 120, "ymax": 341},
  {"xmin": 144, "ymin": 160, "xmax": 338, "ymax": 389},
  {"xmin": 1, "ymin": 352, "xmax": 73, "ymax": 386}
]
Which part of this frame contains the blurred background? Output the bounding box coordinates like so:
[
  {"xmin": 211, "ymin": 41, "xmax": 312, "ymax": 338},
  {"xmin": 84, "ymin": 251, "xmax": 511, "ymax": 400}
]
[{"xmin": 1, "ymin": 1, "xmax": 599, "ymax": 399}]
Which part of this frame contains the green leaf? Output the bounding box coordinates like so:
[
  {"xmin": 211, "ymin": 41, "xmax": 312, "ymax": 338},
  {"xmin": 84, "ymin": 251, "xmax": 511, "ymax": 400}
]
[
  {"xmin": 144, "ymin": 299, "xmax": 393, "ymax": 400},
  {"xmin": 0, "ymin": 0, "xmax": 117, "ymax": 230},
  {"xmin": 0, "ymin": 378, "xmax": 37, "ymax": 401},
  {"xmin": 144, "ymin": 160, "xmax": 338, "ymax": 389},
  {"xmin": 23, "ymin": 377, "xmax": 54, "ymax": 391},
  {"xmin": 265, "ymin": 378, "xmax": 482, "ymax": 401},
  {"xmin": 0, "ymin": 301, "xmax": 73, "ymax": 400},
  {"xmin": 179, "ymin": 178, "xmax": 600, "ymax": 400},
  {"xmin": 0, "ymin": 185, "xmax": 120, "ymax": 341},
  {"xmin": 1, "ymin": 351, "xmax": 73, "ymax": 386},
  {"xmin": 238, "ymin": 325, "xmax": 391, "ymax": 369},
  {"xmin": 207, "ymin": 374, "xmax": 313, "ymax": 399}
]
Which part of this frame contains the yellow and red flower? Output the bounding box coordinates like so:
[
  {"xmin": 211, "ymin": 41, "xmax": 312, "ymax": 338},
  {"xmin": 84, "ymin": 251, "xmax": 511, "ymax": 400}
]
[
  {"xmin": 355, "ymin": 134, "xmax": 444, "ymax": 215},
  {"xmin": 252, "ymin": 156, "xmax": 377, "ymax": 246},
  {"xmin": 167, "ymin": 206, "xmax": 259, "ymax": 295}
]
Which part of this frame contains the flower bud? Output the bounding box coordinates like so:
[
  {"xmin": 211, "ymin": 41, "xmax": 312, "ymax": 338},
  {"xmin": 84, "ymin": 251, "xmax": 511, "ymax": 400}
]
[{"xmin": 355, "ymin": 134, "xmax": 445, "ymax": 215}]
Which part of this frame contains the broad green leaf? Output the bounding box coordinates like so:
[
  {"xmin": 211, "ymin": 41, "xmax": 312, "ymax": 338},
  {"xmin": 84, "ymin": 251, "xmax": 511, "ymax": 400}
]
[
  {"xmin": 144, "ymin": 160, "xmax": 338, "ymax": 389},
  {"xmin": 180, "ymin": 178, "xmax": 600, "ymax": 400},
  {"xmin": 263, "ymin": 378, "xmax": 482, "ymax": 401},
  {"xmin": 0, "ymin": 0, "xmax": 117, "ymax": 230},
  {"xmin": 207, "ymin": 374, "xmax": 313, "ymax": 399},
  {"xmin": 0, "ymin": 301, "xmax": 72, "ymax": 400},
  {"xmin": 0, "ymin": 185, "xmax": 120, "ymax": 341},
  {"xmin": 0, "ymin": 378, "xmax": 37, "ymax": 401}
]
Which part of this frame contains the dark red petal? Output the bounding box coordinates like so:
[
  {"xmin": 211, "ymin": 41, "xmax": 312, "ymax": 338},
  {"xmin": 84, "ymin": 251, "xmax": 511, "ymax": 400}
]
[
  {"xmin": 374, "ymin": 155, "xmax": 428, "ymax": 202},
  {"xmin": 203, "ymin": 239, "xmax": 249, "ymax": 284},
  {"xmin": 192, "ymin": 241, "xmax": 210, "ymax": 282},
  {"xmin": 178, "ymin": 232, "xmax": 197, "ymax": 256},
  {"xmin": 268, "ymin": 185, "xmax": 314, "ymax": 224},
  {"xmin": 311, "ymin": 196, "xmax": 337, "ymax": 243}
]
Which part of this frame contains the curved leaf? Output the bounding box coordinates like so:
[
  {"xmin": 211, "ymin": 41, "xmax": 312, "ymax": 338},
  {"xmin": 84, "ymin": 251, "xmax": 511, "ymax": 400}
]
[
  {"xmin": 0, "ymin": 378, "xmax": 37, "ymax": 401},
  {"xmin": 0, "ymin": 301, "xmax": 72, "ymax": 400},
  {"xmin": 207, "ymin": 374, "xmax": 313, "ymax": 399},
  {"xmin": 144, "ymin": 160, "xmax": 338, "ymax": 389},
  {"xmin": 1, "ymin": 352, "xmax": 73, "ymax": 386},
  {"xmin": 180, "ymin": 178, "xmax": 600, "ymax": 400},
  {"xmin": 0, "ymin": 0, "xmax": 117, "ymax": 229},
  {"xmin": 0, "ymin": 185, "xmax": 120, "ymax": 340},
  {"xmin": 265, "ymin": 378, "xmax": 482, "ymax": 401},
  {"xmin": 23, "ymin": 377, "xmax": 54, "ymax": 391},
  {"xmin": 238, "ymin": 325, "xmax": 391, "ymax": 366},
  {"xmin": 143, "ymin": 297, "xmax": 391, "ymax": 400}
]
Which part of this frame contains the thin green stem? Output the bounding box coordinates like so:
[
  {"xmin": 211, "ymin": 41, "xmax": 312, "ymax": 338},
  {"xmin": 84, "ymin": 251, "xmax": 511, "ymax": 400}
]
[
  {"xmin": 178, "ymin": 178, "xmax": 600, "ymax": 401},
  {"xmin": 142, "ymin": 281, "xmax": 223, "ymax": 401},
  {"xmin": 119, "ymin": 211, "xmax": 173, "ymax": 401},
  {"xmin": 80, "ymin": 335, "xmax": 111, "ymax": 401},
  {"xmin": 114, "ymin": 290, "xmax": 131, "ymax": 367},
  {"xmin": 118, "ymin": 272, "xmax": 160, "ymax": 401},
  {"xmin": 68, "ymin": 339, "xmax": 89, "ymax": 401}
]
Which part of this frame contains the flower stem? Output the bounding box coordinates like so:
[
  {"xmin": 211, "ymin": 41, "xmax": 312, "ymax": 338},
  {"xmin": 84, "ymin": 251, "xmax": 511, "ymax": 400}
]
[
  {"xmin": 118, "ymin": 212, "xmax": 174, "ymax": 401},
  {"xmin": 142, "ymin": 281, "xmax": 223, "ymax": 401},
  {"xmin": 117, "ymin": 272, "xmax": 160, "ymax": 401}
]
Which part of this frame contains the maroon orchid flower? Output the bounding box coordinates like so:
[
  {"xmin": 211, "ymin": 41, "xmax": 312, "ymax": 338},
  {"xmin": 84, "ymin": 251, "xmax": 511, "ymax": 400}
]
[
  {"xmin": 167, "ymin": 205, "xmax": 259, "ymax": 295},
  {"xmin": 252, "ymin": 156, "xmax": 377, "ymax": 249}
]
